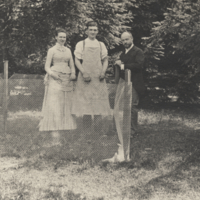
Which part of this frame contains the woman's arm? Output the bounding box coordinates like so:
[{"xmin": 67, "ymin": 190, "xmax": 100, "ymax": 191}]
[
  {"xmin": 45, "ymin": 49, "xmax": 53, "ymax": 75},
  {"xmin": 45, "ymin": 48, "xmax": 61, "ymax": 81}
]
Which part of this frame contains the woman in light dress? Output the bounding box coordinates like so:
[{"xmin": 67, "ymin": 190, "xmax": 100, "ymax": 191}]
[{"xmin": 39, "ymin": 28, "xmax": 76, "ymax": 145}]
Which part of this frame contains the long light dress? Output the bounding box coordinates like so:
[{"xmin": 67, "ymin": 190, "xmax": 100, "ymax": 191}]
[
  {"xmin": 71, "ymin": 38, "xmax": 111, "ymax": 117},
  {"xmin": 39, "ymin": 43, "xmax": 77, "ymax": 131}
]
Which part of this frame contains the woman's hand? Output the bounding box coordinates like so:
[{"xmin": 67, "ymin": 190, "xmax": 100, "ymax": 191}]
[
  {"xmin": 50, "ymin": 71, "xmax": 62, "ymax": 82},
  {"xmin": 70, "ymin": 73, "xmax": 76, "ymax": 81},
  {"xmin": 83, "ymin": 72, "xmax": 91, "ymax": 82}
]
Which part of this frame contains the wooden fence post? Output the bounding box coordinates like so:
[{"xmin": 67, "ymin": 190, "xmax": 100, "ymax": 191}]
[
  {"xmin": 3, "ymin": 48, "xmax": 8, "ymax": 134},
  {"xmin": 123, "ymin": 69, "xmax": 131, "ymax": 161}
]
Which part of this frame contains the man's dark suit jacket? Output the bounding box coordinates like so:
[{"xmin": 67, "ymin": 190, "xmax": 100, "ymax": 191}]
[{"xmin": 120, "ymin": 45, "xmax": 145, "ymax": 97}]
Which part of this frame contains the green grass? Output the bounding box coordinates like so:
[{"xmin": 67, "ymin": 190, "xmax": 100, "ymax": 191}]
[{"xmin": 0, "ymin": 107, "xmax": 200, "ymax": 199}]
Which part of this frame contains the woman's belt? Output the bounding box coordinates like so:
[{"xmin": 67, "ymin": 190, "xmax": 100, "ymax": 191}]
[
  {"xmin": 44, "ymin": 71, "xmax": 74, "ymax": 92},
  {"xmin": 51, "ymin": 64, "xmax": 71, "ymax": 74}
]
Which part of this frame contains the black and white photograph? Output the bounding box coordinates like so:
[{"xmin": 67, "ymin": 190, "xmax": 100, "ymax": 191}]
[{"xmin": 0, "ymin": 0, "xmax": 200, "ymax": 199}]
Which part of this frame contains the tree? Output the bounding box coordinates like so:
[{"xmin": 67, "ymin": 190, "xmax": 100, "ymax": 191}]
[
  {"xmin": 143, "ymin": 0, "xmax": 200, "ymax": 103},
  {"xmin": 0, "ymin": 0, "xmax": 132, "ymax": 75},
  {"xmin": 0, "ymin": 0, "xmax": 21, "ymax": 74}
]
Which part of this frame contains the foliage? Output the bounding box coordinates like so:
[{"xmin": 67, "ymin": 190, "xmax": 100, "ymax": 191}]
[
  {"xmin": 0, "ymin": 0, "xmax": 132, "ymax": 75},
  {"xmin": 120, "ymin": 0, "xmax": 176, "ymax": 47},
  {"xmin": 143, "ymin": 0, "xmax": 200, "ymax": 103},
  {"xmin": 1, "ymin": 0, "xmax": 200, "ymax": 103},
  {"xmin": 79, "ymin": 0, "xmax": 132, "ymax": 47}
]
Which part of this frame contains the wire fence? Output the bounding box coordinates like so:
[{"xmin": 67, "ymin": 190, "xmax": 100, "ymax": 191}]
[{"xmin": 0, "ymin": 74, "xmax": 132, "ymax": 162}]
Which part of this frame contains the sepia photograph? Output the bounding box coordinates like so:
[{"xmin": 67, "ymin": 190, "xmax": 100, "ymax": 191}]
[{"xmin": 0, "ymin": 0, "xmax": 200, "ymax": 199}]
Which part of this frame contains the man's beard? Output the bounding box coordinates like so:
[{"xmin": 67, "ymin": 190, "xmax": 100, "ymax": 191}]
[{"xmin": 125, "ymin": 43, "xmax": 132, "ymax": 49}]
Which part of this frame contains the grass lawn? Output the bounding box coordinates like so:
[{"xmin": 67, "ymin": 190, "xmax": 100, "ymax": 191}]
[{"xmin": 0, "ymin": 106, "xmax": 200, "ymax": 200}]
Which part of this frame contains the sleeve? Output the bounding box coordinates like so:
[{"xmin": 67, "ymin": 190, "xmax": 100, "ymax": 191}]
[
  {"xmin": 74, "ymin": 41, "xmax": 83, "ymax": 60},
  {"xmin": 124, "ymin": 49, "xmax": 144, "ymax": 72},
  {"xmin": 45, "ymin": 48, "xmax": 54, "ymax": 74},
  {"xmin": 100, "ymin": 42, "xmax": 108, "ymax": 60}
]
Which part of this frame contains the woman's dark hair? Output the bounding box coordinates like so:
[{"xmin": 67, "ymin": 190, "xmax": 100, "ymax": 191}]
[
  {"xmin": 55, "ymin": 28, "xmax": 67, "ymax": 36},
  {"xmin": 86, "ymin": 21, "xmax": 98, "ymax": 29}
]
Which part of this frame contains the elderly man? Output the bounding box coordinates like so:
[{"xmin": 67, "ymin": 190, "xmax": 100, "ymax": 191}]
[{"xmin": 115, "ymin": 32, "xmax": 145, "ymax": 137}]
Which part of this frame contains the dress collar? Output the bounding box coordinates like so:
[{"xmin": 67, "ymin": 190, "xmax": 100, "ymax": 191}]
[{"xmin": 55, "ymin": 43, "xmax": 66, "ymax": 52}]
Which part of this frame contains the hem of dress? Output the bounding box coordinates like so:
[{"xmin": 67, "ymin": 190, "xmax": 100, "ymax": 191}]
[{"xmin": 39, "ymin": 127, "xmax": 77, "ymax": 132}]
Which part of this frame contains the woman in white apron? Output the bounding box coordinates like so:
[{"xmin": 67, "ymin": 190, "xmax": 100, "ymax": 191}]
[
  {"xmin": 72, "ymin": 21, "xmax": 111, "ymax": 132},
  {"xmin": 39, "ymin": 28, "xmax": 77, "ymax": 145}
]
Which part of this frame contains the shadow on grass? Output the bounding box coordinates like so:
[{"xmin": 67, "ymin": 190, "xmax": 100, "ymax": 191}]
[
  {"xmin": 119, "ymin": 122, "xmax": 200, "ymax": 199},
  {"xmin": 0, "ymin": 115, "xmax": 119, "ymax": 166},
  {"xmin": 1, "ymin": 109, "xmax": 200, "ymax": 199},
  {"xmin": 125, "ymin": 151, "xmax": 200, "ymax": 199}
]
